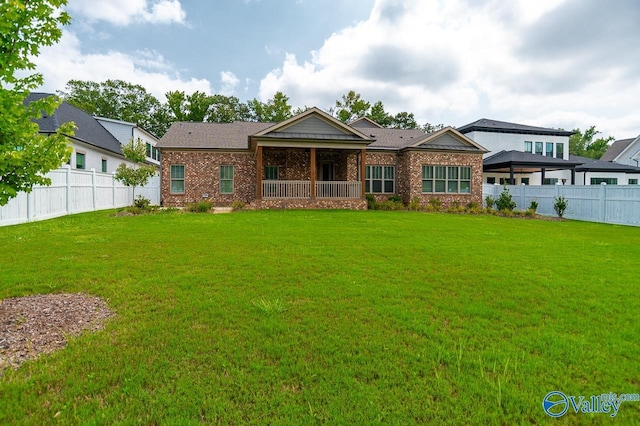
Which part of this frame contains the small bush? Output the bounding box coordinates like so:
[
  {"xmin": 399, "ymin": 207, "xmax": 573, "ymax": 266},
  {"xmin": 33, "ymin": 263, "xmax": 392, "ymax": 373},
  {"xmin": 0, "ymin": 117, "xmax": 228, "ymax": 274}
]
[
  {"xmin": 524, "ymin": 209, "xmax": 535, "ymax": 217},
  {"xmin": 528, "ymin": 200, "xmax": 538, "ymax": 213},
  {"xmin": 387, "ymin": 195, "xmax": 402, "ymax": 203},
  {"xmin": 553, "ymin": 196, "xmax": 568, "ymax": 218},
  {"xmin": 185, "ymin": 200, "xmax": 213, "ymax": 213},
  {"xmin": 231, "ymin": 201, "xmax": 246, "ymax": 211},
  {"xmin": 425, "ymin": 198, "xmax": 442, "ymax": 212},
  {"xmin": 495, "ymin": 186, "xmax": 516, "ymax": 211},
  {"xmin": 366, "ymin": 194, "xmax": 376, "ymax": 210},
  {"xmin": 408, "ymin": 197, "xmax": 421, "ymax": 211},
  {"xmin": 485, "ymin": 196, "xmax": 495, "ymax": 209},
  {"xmin": 133, "ymin": 196, "xmax": 151, "ymax": 210},
  {"xmin": 378, "ymin": 200, "xmax": 404, "ymax": 211}
]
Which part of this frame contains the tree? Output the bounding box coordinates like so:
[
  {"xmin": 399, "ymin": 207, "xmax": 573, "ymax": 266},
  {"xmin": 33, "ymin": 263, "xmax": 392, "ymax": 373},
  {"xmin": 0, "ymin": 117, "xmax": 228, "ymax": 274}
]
[
  {"xmin": 367, "ymin": 101, "xmax": 393, "ymax": 127},
  {"xmin": 569, "ymin": 126, "xmax": 614, "ymax": 159},
  {"xmin": 208, "ymin": 95, "xmax": 252, "ymax": 123},
  {"xmin": 0, "ymin": 0, "xmax": 74, "ymax": 206},
  {"xmin": 333, "ymin": 91, "xmax": 371, "ymax": 123},
  {"xmin": 248, "ymin": 91, "xmax": 293, "ymax": 122},
  {"xmin": 60, "ymin": 80, "xmax": 172, "ymax": 137},
  {"xmin": 421, "ymin": 122, "xmax": 445, "ymax": 133},
  {"xmin": 114, "ymin": 139, "xmax": 157, "ymax": 204},
  {"xmin": 391, "ymin": 112, "xmax": 418, "ymax": 129},
  {"xmin": 166, "ymin": 90, "xmax": 214, "ymax": 122}
]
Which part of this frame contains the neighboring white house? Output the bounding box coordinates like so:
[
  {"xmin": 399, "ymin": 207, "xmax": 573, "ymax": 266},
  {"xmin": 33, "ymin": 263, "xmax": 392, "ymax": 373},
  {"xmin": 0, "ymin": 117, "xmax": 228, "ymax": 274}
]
[
  {"xmin": 96, "ymin": 117, "xmax": 161, "ymax": 167},
  {"xmin": 457, "ymin": 118, "xmax": 577, "ymax": 185},
  {"xmin": 601, "ymin": 136, "xmax": 640, "ymax": 167}
]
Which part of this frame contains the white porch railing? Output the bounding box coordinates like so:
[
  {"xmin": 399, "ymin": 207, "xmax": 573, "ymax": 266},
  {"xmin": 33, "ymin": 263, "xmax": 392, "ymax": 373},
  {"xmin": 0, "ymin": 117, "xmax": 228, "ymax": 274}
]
[
  {"xmin": 262, "ymin": 180, "xmax": 311, "ymax": 198},
  {"xmin": 262, "ymin": 180, "xmax": 362, "ymax": 199},
  {"xmin": 316, "ymin": 181, "xmax": 361, "ymax": 199}
]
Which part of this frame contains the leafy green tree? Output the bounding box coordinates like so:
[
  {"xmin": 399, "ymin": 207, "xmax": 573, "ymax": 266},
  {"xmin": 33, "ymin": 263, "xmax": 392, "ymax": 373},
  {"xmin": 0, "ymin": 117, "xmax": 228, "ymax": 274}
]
[
  {"xmin": 0, "ymin": 0, "xmax": 74, "ymax": 206},
  {"xmin": 569, "ymin": 126, "xmax": 614, "ymax": 159},
  {"xmin": 392, "ymin": 111, "xmax": 418, "ymax": 129},
  {"xmin": 165, "ymin": 90, "xmax": 214, "ymax": 122},
  {"xmin": 367, "ymin": 101, "xmax": 393, "ymax": 127},
  {"xmin": 208, "ymin": 95, "xmax": 252, "ymax": 123},
  {"xmin": 248, "ymin": 91, "xmax": 293, "ymax": 122},
  {"xmin": 60, "ymin": 80, "xmax": 171, "ymax": 137},
  {"xmin": 422, "ymin": 123, "xmax": 445, "ymax": 133},
  {"xmin": 114, "ymin": 139, "xmax": 157, "ymax": 204},
  {"xmin": 333, "ymin": 91, "xmax": 371, "ymax": 123}
]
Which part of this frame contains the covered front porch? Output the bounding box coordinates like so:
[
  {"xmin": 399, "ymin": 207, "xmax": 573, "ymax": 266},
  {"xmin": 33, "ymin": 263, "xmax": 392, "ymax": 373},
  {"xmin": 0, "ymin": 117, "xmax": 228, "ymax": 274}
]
[
  {"xmin": 255, "ymin": 146, "xmax": 366, "ymax": 201},
  {"xmin": 249, "ymin": 110, "xmax": 374, "ymax": 208}
]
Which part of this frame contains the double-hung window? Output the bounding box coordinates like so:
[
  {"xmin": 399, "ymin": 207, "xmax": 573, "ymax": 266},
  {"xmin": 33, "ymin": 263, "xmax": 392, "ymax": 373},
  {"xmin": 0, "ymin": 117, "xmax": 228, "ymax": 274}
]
[
  {"xmin": 365, "ymin": 165, "xmax": 395, "ymax": 193},
  {"xmin": 545, "ymin": 142, "xmax": 554, "ymax": 157},
  {"xmin": 170, "ymin": 165, "xmax": 185, "ymax": 194},
  {"xmin": 422, "ymin": 166, "xmax": 471, "ymax": 194},
  {"xmin": 220, "ymin": 165, "xmax": 234, "ymax": 194},
  {"xmin": 535, "ymin": 142, "xmax": 543, "ymax": 155},
  {"xmin": 264, "ymin": 165, "xmax": 279, "ymax": 180},
  {"xmin": 76, "ymin": 152, "xmax": 85, "ymax": 170},
  {"xmin": 101, "ymin": 158, "xmax": 107, "ymax": 173},
  {"xmin": 555, "ymin": 143, "xmax": 564, "ymax": 159},
  {"xmin": 524, "ymin": 141, "xmax": 533, "ymax": 153}
]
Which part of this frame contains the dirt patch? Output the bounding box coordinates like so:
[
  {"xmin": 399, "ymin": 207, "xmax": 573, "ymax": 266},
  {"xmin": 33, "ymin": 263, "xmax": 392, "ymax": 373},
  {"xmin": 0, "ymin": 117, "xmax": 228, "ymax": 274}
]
[{"xmin": 0, "ymin": 293, "xmax": 114, "ymax": 376}]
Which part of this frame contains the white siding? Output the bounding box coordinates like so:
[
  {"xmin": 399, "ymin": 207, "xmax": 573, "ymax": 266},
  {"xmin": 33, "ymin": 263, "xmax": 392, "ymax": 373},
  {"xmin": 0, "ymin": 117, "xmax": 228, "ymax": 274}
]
[{"xmin": 465, "ymin": 131, "xmax": 569, "ymax": 160}]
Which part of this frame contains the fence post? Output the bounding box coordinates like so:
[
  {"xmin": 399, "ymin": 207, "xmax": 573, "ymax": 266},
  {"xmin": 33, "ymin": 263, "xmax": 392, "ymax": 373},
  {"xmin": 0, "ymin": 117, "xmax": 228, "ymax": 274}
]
[
  {"xmin": 91, "ymin": 168, "xmax": 97, "ymax": 210},
  {"xmin": 27, "ymin": 191, "xmax": 34, "ymax": 221},
  {"xmin": 521, "ymin": 183, "xmax": 526, "ymax": 210},
  {"xmin": 112, "ymin": 172, "xmax": 116, "ymax": 208},
  {"xmin": 600, "ymin": 183, "xmax": 607, "ymax": 222},
  {"xmin": 66, "ymin": 165, "xmax": 71, "ymax": 214}
]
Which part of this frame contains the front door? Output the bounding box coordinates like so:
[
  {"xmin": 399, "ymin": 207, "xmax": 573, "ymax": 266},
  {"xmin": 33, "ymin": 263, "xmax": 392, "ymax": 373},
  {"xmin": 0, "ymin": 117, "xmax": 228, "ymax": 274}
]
[{"xmin": 319, "ymin": 161, "xmax": 334, "ymax": 181}]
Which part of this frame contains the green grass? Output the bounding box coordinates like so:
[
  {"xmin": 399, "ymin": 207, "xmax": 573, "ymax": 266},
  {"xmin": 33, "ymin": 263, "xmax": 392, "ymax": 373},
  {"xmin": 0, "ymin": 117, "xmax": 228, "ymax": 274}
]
[{"xmin": 1, "ymin": 210, "xmax": 639, "ymax": 425}]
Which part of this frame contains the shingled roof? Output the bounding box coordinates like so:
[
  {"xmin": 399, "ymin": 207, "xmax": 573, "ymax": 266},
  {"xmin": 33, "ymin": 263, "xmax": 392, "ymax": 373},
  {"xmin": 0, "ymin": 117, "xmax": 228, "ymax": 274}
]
[
  {"xmin": 27, "ymin": 92, "xmax": 124, "ymax": 156},
  {"xmin": 157, "ymin": 121, "xmax": 273, "ymax": 149},
  {"xmin": 571, "ymin": 155, "xmax": 640, "ymax": 173},
  {"xmin": 457, "ymin": 118, "xmax": 573, "ymax": 137},
  {"xmin": 600, "ymin": 138, "xmax": 635, "ymax": 162}
]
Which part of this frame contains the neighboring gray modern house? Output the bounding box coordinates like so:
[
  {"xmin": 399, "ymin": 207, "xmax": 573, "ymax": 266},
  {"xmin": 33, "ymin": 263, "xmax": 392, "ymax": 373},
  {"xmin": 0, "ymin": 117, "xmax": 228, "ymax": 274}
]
[{"xmin": 28, "ymin": 93, "xmax": 158, "ymax": 173}]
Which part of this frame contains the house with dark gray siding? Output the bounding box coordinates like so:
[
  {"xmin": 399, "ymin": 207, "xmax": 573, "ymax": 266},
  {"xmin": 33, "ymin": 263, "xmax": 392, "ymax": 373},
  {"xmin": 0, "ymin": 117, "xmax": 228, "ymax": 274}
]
[{"xmin": 156, "ymin": 108, "xmax": 488, "ymax": 209}]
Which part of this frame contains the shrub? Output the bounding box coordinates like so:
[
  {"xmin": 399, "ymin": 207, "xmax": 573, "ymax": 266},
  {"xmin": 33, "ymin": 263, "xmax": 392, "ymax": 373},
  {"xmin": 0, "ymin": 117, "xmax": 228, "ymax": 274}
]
[
  {"xmin": 378, "ymin": 200, "xmax": 404, "ymax": 211},
  {"xmin": 528, "ymin": 200, "xmax": 538, "ymax": 213},
  {"xmin": 408, "ymin": 197, "xmax": 421, "ymax": 211},
  {"xmin": 425, "ymin": 198, "xmax": 442, "ymax": 212},
  {"xmin": 553, "ymin": 196, "xmax": 568, "ymax": 218},
  {"xmin": 495, "ymin": 186, "xmax": 516, "ymax": 211},
  {"xmin": 133, "ymin": 196, "xmax": 151, "ymax": 210},
  {"xmin": 231, "ymin": 201, "xmax": 246, "ymax": 211},
  {"xmin": 366, "ymin": 194, "xmax": 377, "ymax": 210},
  {"xmin": 185, "ymin": 200, "xmax": 213, "ymax": 213},
  {"xmin": 485, "ymin": 196, "xmax": 495, "ymax": 209},
  {"xmin": 387, "ymin": 195, "xmax": 402, "ymax": 203}
]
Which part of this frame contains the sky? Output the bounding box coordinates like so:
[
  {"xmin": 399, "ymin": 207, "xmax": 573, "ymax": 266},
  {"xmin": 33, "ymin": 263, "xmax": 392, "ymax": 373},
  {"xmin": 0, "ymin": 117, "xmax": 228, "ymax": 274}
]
[{"xmin": 34, "ymin": 0, "xmax": 640, "ymax": 140}]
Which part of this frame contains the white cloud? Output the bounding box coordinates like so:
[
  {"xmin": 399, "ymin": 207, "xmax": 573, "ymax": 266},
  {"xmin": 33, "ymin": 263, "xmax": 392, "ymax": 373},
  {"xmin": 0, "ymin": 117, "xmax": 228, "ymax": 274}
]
[
  {"xmin": 35, "ymin": 31, "xmax": 211, "ymax": 101},
  {"xmin": 259, "ymin": 0, "xmax": 640, "ymax": 138},
  {"xmin": 67, "ymin": 0, "xmax": 186, "ymax": 26},
  {"xmin": 219, "ymin": 71, "xmax": 240, "ymax": 96}
]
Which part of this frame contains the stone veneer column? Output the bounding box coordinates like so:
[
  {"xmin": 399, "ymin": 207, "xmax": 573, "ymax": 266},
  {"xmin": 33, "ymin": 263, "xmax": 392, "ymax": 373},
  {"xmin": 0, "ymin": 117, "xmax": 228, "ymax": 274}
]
[
  {"xmin": 310, "ymin": 148, "xmax": 316, "ymax": 199},
  {"xmin": 361, "ymin": 148, "xmax": 366, "ymax": 198},
  {"xmin": 256, "ymin": 145, "xmax": 263, "ymax": 199}
]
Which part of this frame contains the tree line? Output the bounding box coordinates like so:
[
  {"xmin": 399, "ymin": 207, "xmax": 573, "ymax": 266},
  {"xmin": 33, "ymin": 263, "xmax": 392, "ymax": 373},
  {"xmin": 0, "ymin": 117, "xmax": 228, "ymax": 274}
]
[{"xmin": 58, "ymin": 81, "xmax": 445, "ymax": 137}]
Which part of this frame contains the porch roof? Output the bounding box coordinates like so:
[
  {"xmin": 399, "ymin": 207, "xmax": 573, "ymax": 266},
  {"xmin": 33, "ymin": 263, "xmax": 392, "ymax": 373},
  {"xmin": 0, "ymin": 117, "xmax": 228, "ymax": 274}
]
[{"xmin": 483, "ymin": 150, "xmax": 583, "ymax": 173}]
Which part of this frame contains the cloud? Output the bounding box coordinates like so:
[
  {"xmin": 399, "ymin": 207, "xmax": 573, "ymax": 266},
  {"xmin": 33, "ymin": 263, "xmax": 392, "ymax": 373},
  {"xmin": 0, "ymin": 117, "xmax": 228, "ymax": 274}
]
[
  {"xmin": 35, "ymin": 31, "xmax": 211, "ymax": 101},
  {"xmin": 258, "ymin": 0, "xmax": 640, "ymax": 138},
  {"xmin": 219, "ymin": 71, "xmax": 240, "ymax": 96},
  {"xmin": 67, "ymin": 0, "xmax": 186, "ymax": 26}
]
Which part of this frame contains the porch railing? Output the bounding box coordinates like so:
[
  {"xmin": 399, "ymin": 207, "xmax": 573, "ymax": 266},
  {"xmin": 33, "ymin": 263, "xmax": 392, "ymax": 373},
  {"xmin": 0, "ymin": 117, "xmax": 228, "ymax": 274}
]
[
  {"xmin": 262, "ymin": 180, "xmax": 310, "ymax": 198},
  {"xmin": 316, "ymin": 181, "xmax": 361, "ymax": 199},
  {"xmin": 262, "ymin": 180, "xmax": 362, "ymax": 199}
]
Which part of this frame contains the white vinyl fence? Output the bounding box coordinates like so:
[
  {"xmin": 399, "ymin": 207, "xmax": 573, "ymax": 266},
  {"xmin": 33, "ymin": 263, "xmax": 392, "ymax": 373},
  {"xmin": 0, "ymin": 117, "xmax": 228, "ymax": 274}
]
[
  {"xmin": 483, "ymin": 183, "xmax": 640, "ymax": 227},
  {"xmin": 0, "ymin": 166, "xmax": 160, "ymax": 227}
]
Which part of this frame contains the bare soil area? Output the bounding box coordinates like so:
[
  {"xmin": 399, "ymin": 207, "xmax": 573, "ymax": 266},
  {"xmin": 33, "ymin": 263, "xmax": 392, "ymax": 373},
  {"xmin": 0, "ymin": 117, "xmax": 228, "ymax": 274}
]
[{"xmin": 0, "ymin": 293, "xmax": 114, "ymax": 376}]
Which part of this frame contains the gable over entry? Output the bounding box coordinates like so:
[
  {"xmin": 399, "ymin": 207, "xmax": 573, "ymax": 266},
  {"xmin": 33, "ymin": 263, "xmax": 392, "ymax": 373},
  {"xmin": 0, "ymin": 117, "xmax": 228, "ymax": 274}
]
[{"xmin": 249, "ymin": 108, "xmax": 374, "ymax": 201}]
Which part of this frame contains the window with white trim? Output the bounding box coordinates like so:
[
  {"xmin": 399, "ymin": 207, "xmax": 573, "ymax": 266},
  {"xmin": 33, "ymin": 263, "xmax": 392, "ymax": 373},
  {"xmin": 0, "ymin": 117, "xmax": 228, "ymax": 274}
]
[
  {"xmin": 524, "ymin": 141, "xmax": 533, "ymax": 153},
  {"xmin": 76, "ymin": 152, "xmax": 85, "ymax": 170},
  {"xmin": 591, "ymin": 177, "xmax": 617, "ymax": 185},
  {"xmin": 101, "ymin": 158, "xmax": 107, "ymax": 173},
  {"xmin": 422, "ymin": 166, "xmax": 471, "ymax": 194},
  {"xmin": 220, "ymin": 165, "xmax": 234, "ymax": 194},
  {"xmin": 264, "ymin": 165, "xmax": 279, "ymax": 180},
  {"xmin": 545, "ymin": 142, "xmax": 554, "ymax": 157},
  {"xmin": 365, "ymin": 165, "xmax": 395, "ymax": 193},
  {"xmin": 170, "ymin": 165, "xmax": 185, "ymax": 194}
]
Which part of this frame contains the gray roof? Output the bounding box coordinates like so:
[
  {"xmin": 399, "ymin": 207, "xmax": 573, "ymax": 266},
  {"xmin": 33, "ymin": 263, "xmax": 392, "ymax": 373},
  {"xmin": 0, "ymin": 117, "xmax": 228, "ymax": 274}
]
[
  {"xmin": 571, "ymin": 155, "xmax": 640, "ymax": 173},
  {"xmin": 600, "ymin": 138, "xmax": 634, "ymax": 162},
  {"xmin": 484, "ymin": 150, "xmax": 583, "ymax": 171},
  {"xmin": 157, "ymin": 121, "xmax": 273, "ymax": 149},
  {"xmin": 27, "ymin": 93, "xmax": 124, "ymax": 156},
  {"xmin": 458, "ymin": 118, "xmax": 573, "ymax": 137},
  {"xmin": 365, "ymin": 127, "xmax": 429, "ymax": 149}
]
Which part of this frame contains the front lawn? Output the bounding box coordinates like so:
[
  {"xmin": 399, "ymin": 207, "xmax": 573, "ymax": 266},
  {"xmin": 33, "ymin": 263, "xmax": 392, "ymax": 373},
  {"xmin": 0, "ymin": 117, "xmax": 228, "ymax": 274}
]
[{"xmin": 0, "ymin": 210, "xmax": 638, "ymax": 424}]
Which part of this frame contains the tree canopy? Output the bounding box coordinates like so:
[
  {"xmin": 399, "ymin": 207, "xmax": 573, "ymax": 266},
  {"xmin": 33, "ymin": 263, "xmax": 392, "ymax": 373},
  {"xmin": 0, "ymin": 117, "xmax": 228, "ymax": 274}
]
[
  {"xmin": 59, "ymin": 80, "xmax": 172, "ymax": 137},
  {"xmin": 114, "ymin": 139, "xmax": 157, "ymax": 204},
  {"xmin": 569, "ymin": 126, "xmax": 614, "ymax": 159},
  {"xmin": 0, "ymin": 0, "xmax": 74, "ymax": 206}
]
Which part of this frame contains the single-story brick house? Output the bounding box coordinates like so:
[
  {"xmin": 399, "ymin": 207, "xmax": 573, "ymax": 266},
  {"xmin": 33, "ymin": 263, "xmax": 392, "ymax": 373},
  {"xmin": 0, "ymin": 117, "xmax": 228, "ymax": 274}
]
[{"xmin": 156, "ymin": 108, "xmax": 488, "ymax": 209}]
